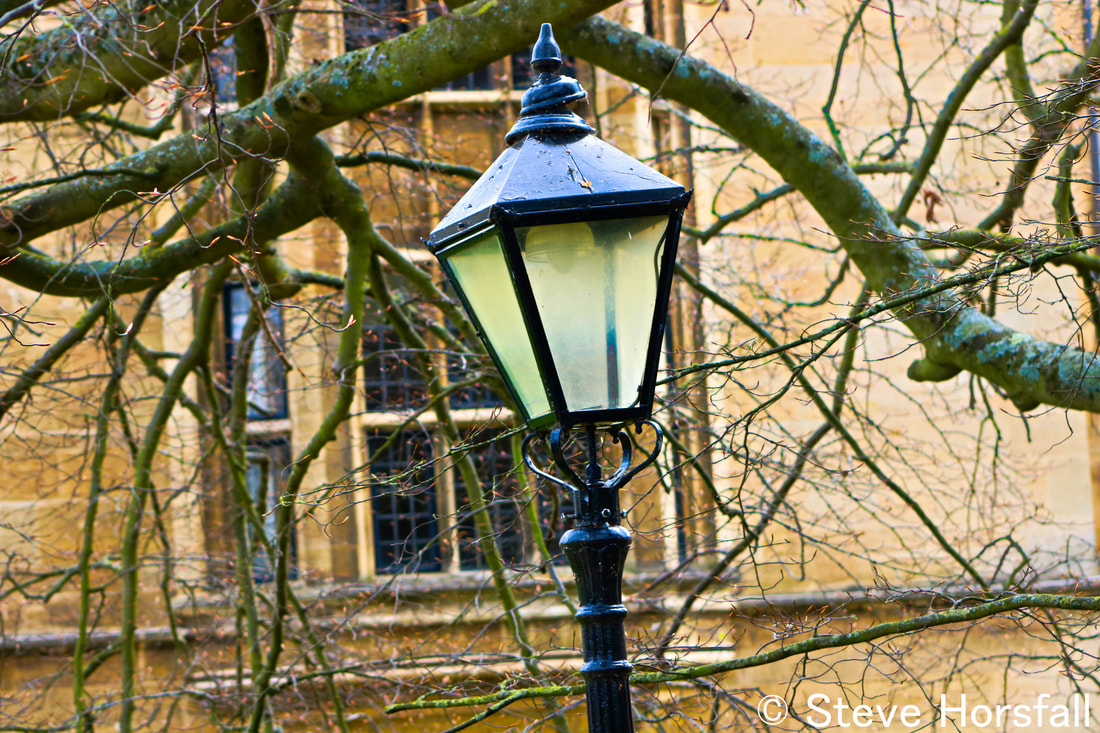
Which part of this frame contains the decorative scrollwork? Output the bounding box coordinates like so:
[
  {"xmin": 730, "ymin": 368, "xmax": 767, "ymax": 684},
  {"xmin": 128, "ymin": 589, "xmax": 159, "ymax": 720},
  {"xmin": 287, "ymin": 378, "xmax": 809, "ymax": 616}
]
[
  {"xmin": 549, "ymin": 427, "xmax": 587, "ymax": 490},
  {"xmin": 604, "ymin": 421, "xmax": 663, "ymax": 490},
  {"xmin": 521, "ymin": 431, "xmax": 577, "ymax": 492},
  {"xmin": 521, "ymin": 420, "xmax": 665, "ymax": 526}
]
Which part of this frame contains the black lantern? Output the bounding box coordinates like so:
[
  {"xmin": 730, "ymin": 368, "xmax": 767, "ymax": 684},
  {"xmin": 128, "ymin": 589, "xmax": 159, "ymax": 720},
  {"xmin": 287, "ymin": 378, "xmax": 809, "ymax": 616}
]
[
  {"xmin": 426, "ymin": 23, "xmax": 691, "ymax": 733},
  {"xmin": 426, "ymin": 25, "xmax": 690, "ymax": 430}
]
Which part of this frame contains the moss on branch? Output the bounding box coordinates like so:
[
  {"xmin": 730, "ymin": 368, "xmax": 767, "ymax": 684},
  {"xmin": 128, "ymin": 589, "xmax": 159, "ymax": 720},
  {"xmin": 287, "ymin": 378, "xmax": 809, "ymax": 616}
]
[
  {"xmin": 566, "ymin": 17, "xmax": 1100, "ymax": 414},
  {"xmin": 0, "ymin": 0, "xmax": 620, "ymax": 254}
]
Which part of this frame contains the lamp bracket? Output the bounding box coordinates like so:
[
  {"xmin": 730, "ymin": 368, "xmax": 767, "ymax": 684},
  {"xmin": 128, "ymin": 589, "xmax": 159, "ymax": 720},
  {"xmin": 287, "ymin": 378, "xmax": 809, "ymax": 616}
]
[{"xmin": 522, "ymin": 421, "xmax": 664, "ymax": 527}]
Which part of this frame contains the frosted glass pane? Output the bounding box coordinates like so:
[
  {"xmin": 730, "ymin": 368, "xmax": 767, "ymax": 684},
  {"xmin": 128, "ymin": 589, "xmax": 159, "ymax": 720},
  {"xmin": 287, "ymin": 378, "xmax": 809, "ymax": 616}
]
[
  {"xmin": 518, "ymin": 216, "xmax": 668, "ymax": 413},
  {"xmin": 444, "ymin": 230, "xmax": 552, "ymax": 422}
]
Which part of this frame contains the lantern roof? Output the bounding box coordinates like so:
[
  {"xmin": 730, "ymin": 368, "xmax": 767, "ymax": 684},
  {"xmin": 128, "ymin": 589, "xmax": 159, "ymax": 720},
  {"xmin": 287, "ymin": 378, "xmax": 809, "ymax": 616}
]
[{"xmin": 429, "ymin": 133, "xmax": 687, "ymax": 246}]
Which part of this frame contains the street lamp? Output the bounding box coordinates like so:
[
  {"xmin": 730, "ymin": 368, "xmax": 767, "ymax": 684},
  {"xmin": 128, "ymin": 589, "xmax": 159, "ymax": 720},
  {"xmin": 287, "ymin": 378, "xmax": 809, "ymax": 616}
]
[{"xmin": 426, "ymin": 23, "xmax": 691, "ymax": 733}]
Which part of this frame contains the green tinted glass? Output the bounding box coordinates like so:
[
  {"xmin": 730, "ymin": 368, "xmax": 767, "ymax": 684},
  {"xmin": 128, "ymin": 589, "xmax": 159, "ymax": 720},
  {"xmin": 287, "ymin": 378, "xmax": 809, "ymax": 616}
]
[
  {"xmin": 518, "ymin": 215, "xmax": 668, "ymax": 414},
  {"xmin": 443, "ymin": 229, "xmax": 552, "ymax": 423}
]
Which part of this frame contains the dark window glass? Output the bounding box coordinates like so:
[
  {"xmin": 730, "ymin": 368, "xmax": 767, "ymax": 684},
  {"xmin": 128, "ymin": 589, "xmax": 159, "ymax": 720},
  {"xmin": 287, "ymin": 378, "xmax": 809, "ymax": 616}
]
[
  {"xmin": 224, "ymin": 283, "xmax": 288, "ymax": 420},
  {"xmin": 453, "ymin": 431, "xmax": 525, "ymax": 570},
  {"xmin": 368, "ymin": 430, "xmax": 441, "ymax": 573},
  {"xmin": 674, "ymin": 484, "xmax": 688, "ymax": 563},
  {"xmin": 245, "ymin": 439, "xmax": 296, "ymax": 581},
  {"xmin": 664, "ymin": 323, "xmax": 688, "ymax": 563},
  {"xmin": 445, "ymin": 351, "xmax": 502, "ymax": 410},
  {"xmin": 344, "ymin": 0, "xmax": 409, "ymax": 52},
  {"xmin": 362, "ymin": 325, "xmax": 429, "ymax": 410},
  {"xmin": 510, "ymin": 49, "xmax": 577, "ymax": 89},
  {"xmin": 209, "ymin": 37, "xmax": 237, "ymax": 105},
  {"xmin": 435, "ymin": 66, "xmax": 496, "ymax": 92}
]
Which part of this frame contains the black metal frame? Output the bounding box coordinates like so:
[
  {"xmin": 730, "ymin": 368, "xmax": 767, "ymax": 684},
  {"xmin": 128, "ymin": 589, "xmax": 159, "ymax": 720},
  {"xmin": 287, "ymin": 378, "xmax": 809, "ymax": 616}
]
[
  {"xmin": 428, "ymin": 22, "xmax": 691, "ymax": 732},
  {"xmin": 523, "ymin": 420, "xmax": 664, "ymax": 733},
  {"xmin": 425, "ymin": 153, "xmax": 691, "ymax": 246}
]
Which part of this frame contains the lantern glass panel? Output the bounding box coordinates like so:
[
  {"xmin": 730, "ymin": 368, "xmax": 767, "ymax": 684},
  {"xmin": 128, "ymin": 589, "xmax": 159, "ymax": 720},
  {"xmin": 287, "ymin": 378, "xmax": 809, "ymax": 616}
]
[
  {"xmin": 443, "ymin": 229, "xmax": 552, "ymax": 422},
  {"xmin": 517, "ymin": 214, "xmax": 668, "ymax": 414}
]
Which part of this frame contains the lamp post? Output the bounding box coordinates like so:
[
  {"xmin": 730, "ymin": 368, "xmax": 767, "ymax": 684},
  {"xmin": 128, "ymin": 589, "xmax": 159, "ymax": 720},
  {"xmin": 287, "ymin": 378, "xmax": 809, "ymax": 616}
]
[{"xmin": 426, "ymin": 23, "xmax": 691, "ymax": 732}]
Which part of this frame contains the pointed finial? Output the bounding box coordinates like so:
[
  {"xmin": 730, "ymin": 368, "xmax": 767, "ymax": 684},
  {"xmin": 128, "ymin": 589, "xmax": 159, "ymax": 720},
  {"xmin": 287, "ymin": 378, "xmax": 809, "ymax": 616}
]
[
  {"xmin": 505, "ymin": 21, "xmax": 594, "ymax": 144},
  {"xmin": 531, "ymin": 23, "xmax": 562, "ymax": 76}
]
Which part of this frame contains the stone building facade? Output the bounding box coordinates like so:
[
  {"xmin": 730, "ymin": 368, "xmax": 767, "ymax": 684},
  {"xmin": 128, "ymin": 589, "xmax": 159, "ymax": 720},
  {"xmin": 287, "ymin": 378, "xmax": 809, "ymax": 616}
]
[{"xmin": 1, "ymin": 1, "xmax": 1098, "ymax": 731}]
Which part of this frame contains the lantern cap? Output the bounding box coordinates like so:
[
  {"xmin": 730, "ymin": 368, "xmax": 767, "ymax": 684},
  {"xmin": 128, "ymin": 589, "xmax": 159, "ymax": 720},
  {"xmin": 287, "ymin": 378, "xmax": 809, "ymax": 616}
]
[
  {"xmin": 531, "ymin": 23, "xmax": 562, "ymax": 73},
  {"xmin": 505, "ymin": 24, "xmax": 593, "ymax": 145},
  {"xmin": 427, "ymin": 132, "xmax": 689, "ymax": 247}
]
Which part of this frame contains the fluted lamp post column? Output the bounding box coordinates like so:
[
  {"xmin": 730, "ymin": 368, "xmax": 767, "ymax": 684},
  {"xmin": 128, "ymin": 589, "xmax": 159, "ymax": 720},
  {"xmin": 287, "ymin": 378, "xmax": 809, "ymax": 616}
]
[{"xmin": 425, "ymin": 24, "xmax": 691, "ymax": 733}]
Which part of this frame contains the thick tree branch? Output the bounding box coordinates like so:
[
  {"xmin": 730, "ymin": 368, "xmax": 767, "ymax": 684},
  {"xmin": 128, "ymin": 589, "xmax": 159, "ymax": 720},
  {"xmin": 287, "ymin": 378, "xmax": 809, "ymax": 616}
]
[
  {"xmin": 335, "ymin": 150, "xmax": 483, "ymax": 179},
  {"xmin": 0, "ymin": 0, "xmax": 619, "ymax": 253},
  {"xmin": 566, "ymin": 18, "xmax": 1100, "ymax": 413},
  {"xmin": 0, "ymin": 0, "xmax": 258, "ymax": 121},
  {"xmin": 0, "ymin": 166, "xmax": 321, "ymax": 295}
]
